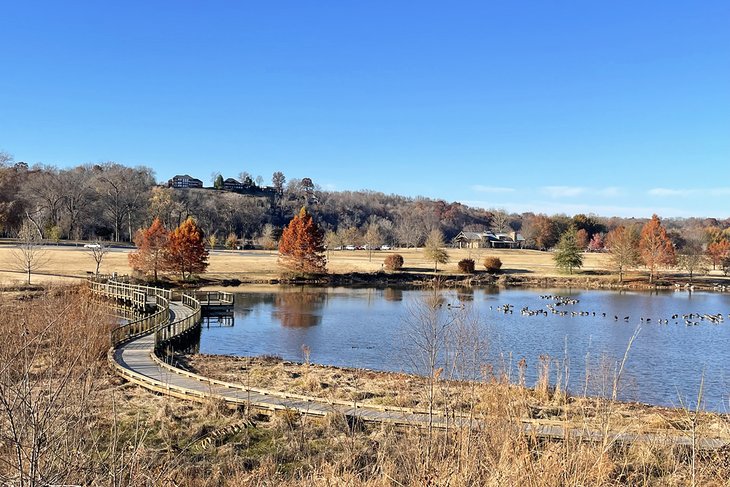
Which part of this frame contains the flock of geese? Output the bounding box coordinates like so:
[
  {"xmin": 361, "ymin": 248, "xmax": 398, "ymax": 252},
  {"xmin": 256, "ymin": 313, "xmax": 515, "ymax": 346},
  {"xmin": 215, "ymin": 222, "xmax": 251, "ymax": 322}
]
[{"xmin": 487, "ymin": 294, "xmax": 727, "ymax": 327}]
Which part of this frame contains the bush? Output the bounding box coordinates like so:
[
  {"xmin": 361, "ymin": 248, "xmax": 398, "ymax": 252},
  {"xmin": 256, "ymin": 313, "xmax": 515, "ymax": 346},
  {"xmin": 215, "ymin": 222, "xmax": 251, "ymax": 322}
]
[
  {"xmin": 457, "ymin": 258, "xmax": 475, "ymax": 274},
  {"xmin": 225, "ymin": 233, "xmax": 238, "ymax": 250},
  {"xmin": 384, "ymin": 254, "xmax": 404, "ymax": 271},
  {"xmin": 483, "ymin": 256, "xmax": 502, "ymax": 273}
]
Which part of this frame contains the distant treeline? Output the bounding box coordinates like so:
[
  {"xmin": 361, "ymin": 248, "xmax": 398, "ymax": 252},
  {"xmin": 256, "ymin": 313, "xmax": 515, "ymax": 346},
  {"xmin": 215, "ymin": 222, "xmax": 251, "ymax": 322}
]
[{"xmin": 2, "ymin": 152, "xmax": 730, "ymax": 252}]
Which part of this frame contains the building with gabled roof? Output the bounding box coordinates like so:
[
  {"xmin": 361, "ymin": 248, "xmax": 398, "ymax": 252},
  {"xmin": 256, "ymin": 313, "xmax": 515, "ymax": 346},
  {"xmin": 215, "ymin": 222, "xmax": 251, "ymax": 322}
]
[{"xmin": 168, "ymin": 174, "xmax": 203, "ymax": 188}]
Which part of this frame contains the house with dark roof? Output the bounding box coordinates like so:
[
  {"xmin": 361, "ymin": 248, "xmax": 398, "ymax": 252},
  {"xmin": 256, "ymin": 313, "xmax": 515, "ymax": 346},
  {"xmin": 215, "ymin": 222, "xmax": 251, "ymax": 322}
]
[
  {"xmin": 453, "ymin": 230, "xmax": 525, "ymax": 249},
  {"xmin": 223, "ymin": 178, "xmax": 245, "ymax": 191},
  {"xmin": 168, "ymin": 174, "xmax": 203, "ymax": 188}
]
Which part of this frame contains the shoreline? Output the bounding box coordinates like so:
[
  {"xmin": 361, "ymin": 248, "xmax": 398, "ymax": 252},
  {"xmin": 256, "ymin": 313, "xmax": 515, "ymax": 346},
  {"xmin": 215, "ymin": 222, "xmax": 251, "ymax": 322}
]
[
  {"xmin": 179, "ymin": 353, "xmax": 730, "ymax": 435},
  {"xmin": 197, "ymin": 270, "xmax": 730, "ymax": 293}
]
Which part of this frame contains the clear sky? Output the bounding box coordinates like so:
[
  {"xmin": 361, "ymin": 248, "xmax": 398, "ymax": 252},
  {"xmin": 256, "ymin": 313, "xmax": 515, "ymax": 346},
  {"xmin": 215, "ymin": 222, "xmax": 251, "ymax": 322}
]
[{"xmin": 1, "ymin": 1, "xmax": 728, "ymax": 218}]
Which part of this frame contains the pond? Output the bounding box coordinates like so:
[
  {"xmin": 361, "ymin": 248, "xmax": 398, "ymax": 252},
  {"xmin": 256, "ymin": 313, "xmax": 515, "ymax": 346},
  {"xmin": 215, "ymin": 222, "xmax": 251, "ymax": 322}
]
[{"xmin": 197, "ymin": 286, "xmax": 730, "ymax": 412}]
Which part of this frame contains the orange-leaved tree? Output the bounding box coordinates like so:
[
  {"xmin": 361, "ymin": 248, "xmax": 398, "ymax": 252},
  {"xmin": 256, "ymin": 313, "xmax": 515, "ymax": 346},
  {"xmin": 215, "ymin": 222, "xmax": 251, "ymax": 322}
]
[
  {"xmin": 278, "ymin": 207, "xmax": 327, "ymax": 275},
  {"xmin": 128, "ymin": 218, "xmax": 169, "ymax": 281},
  {"xmin": 166, "ymin": 217, "xmax": 209, "ymax": 280},
  {"xmin": 706, "ymin": 239, "xmax": 730, "ymax": 270},
  {"xmin": 639, "ymin": 214, "xmax": 676, "ymax": 283}
]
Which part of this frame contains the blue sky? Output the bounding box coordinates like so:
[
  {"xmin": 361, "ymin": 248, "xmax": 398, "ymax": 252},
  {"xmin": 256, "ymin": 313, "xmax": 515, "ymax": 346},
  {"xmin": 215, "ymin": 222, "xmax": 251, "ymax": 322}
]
[{"xmin": 1, "ymin": 1, "xmax": 728, "ymax": 218}]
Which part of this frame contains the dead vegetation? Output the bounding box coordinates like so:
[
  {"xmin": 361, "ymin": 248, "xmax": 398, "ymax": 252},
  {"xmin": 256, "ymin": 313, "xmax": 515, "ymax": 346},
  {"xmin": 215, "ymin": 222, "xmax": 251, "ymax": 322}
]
[{"xmin": 1, "ymin": 285, "xmax": 729, "ymax": 486}]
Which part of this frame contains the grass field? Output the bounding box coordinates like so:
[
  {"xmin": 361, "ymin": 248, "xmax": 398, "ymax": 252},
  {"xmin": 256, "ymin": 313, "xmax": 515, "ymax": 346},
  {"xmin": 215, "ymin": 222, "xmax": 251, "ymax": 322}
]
[
  {"xmin": 0, "ymin": 243, "xmax": 725, "ymax": 287},
  {"xmin": 0, "ymin": 244, "xmax": 616, "ymax": 284}
]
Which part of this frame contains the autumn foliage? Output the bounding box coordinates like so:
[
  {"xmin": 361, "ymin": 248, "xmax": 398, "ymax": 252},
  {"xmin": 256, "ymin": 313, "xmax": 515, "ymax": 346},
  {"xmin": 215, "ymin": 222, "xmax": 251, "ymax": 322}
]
[
  {"xmin": 278, "ymin": 207, "xmax": 327, "ymax": 275},
  {"xmin": 384, "ymin": 254, "xmax": 404, "ymax": 271},
  {"xmin": 639, "ymin": 214, "xmax": 676, "ymax": 283},
  {"xmin": 706, "ymin": 240, "xmax": 730, "ymax": 270},
  {"xmin": 606, "ymin": 226, "xmax": 641, "ymax": 283},
  {"xmin": 166, "ymin": 217, "xmax": 209, "ymax": 280},
  {"xmin": 457, "ymin": 258, "xmax": 475, "ymax": 274},
  {"xmin": 129, "ymin": 218, "xmax": 170, "ymax": 280},
  {"xmin": 129, "ymin": 217, "xmax": 210, "ymax": 280},
  {"xmin": 483, "ymin": 257, "xmax": 502, "ymax": 273}
]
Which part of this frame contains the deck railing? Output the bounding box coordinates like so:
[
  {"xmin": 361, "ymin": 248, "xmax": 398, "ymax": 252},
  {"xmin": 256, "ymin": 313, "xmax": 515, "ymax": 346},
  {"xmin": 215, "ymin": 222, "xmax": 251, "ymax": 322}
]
[
  {"xmin": 154, "ymin": 293, "xmax": 201, "ymax": 347},
  {"xmin": 110, "ymin": 296, "xmax": 170, "ymax": 346},
  {"xmin": 89, "ymin": 276, "xmax": 173, "ymax": 346},
  {"xmin": 194, "ymin": 290, "xmax": 234, "ymax": 306}
]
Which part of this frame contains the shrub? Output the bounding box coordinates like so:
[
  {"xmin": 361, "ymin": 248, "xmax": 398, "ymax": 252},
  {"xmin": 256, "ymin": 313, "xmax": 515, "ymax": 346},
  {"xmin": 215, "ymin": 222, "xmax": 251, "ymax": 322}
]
[
  {"xmin": 225, "ymin": 233, "xmax": 238, "ymax": 250},
  {"xmin": 384, "ymin": 254, "xmax": 404, "ymax": 271},
  {"xmin": 457, "ymin": 258, "xmax": 475, "ymax": 274},
  {"xmin": 483, "ymin": 256, "xmax": 502, "ymax": 273}
]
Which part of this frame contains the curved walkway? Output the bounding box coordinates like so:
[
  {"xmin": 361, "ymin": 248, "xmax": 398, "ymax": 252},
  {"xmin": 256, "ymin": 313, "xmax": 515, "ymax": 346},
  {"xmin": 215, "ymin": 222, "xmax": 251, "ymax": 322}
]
[{"xmin": 96, "ymin": 281, "xmax": 729, "ymax": 450}]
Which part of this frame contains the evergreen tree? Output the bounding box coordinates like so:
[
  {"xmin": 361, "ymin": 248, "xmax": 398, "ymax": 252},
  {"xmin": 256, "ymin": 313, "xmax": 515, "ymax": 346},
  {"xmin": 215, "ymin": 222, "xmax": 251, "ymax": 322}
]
[
  {"xmin": 278, "ymin": 207, "xmax": 327, "ymax": 275},
  {"xmin": 554, "ymin": 228, "xmax": 583, "ymax": 274},
  {"xmin": 214, "ymin": 174, "xmax": 224, "ymax": 189}
]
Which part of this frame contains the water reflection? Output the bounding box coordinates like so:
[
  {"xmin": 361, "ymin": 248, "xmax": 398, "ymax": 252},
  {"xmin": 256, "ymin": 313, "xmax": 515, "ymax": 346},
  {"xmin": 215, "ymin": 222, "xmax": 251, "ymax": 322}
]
[
  {"xmin": 383, "ymin": 287, "xmax": 403, "ymax": 302},
  {"xmin": 272, "ymin": 290, "xmax": 326, "ymax": 327},
  {"xmin": 202, "ymin": 315, "xmax": 234, "ymax": 327},
  {"xmin": 456, "ymin": 287, "xmax": 474, "ymax": 302}
]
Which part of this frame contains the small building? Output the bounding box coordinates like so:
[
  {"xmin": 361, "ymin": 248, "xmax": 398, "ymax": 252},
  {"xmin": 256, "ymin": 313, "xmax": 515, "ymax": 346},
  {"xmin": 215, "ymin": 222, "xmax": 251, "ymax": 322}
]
[
  {"xmin": 453, "ymin": 230, "xmax": 525, "ymax": 249},
  {"xmin": 168, "ymin": 174, "xmax": 203, "ymax": 189},
  {"xmin": 223, "ymin": 178, "xmax": 245, "ymax": 192}
]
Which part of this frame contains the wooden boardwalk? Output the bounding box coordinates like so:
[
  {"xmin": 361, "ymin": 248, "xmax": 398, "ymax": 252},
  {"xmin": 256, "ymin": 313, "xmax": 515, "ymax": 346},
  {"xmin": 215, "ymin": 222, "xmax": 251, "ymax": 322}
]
[{"xmin": 92, "ymin": 278, "xmax": 730, "ymax": 450}]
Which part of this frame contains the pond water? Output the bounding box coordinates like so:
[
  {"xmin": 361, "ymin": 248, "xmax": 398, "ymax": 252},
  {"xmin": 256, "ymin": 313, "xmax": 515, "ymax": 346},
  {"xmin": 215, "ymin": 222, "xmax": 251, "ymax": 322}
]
[{"xmin": 198, "ymin": 287, "xmax": 730, "ymax": 412}]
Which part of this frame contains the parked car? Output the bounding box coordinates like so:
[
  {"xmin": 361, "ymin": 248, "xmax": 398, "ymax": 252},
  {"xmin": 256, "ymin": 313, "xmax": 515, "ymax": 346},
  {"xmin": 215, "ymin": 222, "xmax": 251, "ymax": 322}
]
[
  {"xmin": 84, "ymin": 243, "xmax": 102, "ymax": 249},
  {"xmin": 380, "ymin": 245, "xmax": 392, "ymax": 250},
  {"xmin": 344, "ymin": 245, "xmax": 356, "ymax": 251}
]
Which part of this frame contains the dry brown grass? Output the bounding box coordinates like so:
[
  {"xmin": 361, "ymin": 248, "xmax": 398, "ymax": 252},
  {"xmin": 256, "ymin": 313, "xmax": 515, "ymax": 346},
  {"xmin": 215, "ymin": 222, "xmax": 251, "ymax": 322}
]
[
  {"xmin": 184, "ymin": 354, "xmax": 730, "ymax": 440},
  {"xmin": 3, "ymin": 245, "xmax": 728, "ymax": 287},
  {"xmin": 0, "ymin": 245, "xmax": 618, "ymax": 283}
]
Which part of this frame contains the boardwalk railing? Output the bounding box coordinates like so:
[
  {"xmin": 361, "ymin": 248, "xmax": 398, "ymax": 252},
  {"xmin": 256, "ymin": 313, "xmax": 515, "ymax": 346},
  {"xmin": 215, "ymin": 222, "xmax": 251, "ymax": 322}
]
[
  {"xmin": 90, "ymin": 275, "xmax": 172, "ymax": 309},
  {"xmin": 89, "ymin": 276, "xmax": 172, "ymax": 346},
  {"xmin": 194, "ymin": 290, "xmax": 234, "ymax": 306},
  {"xmin": 110, "ymin": 294, "xmax": 170, "ymax": 346},
  {"xmin": 154, "ymin": 293, "xmax": 202, "ymax": 348}
]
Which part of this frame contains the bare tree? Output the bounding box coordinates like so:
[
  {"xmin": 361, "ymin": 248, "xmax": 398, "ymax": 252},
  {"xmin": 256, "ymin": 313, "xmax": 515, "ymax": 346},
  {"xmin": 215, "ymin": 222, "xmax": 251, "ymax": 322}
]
[
  {"xmin": 606, "ymin": 225, "xmax": 641, "ymax": 283},
  {"xmin": 678, "ymin": 232, "xmax": 707, "ymax": 285},
  {"xmin": 364, "ymin": 223, "xmax": 382, "ymax": 261},
  {"xmin": 21, "ymin": 167, "xmax": 64, "ymax": 236},
  {"xmin": 86, "ymin": 241, "xmax": 109, "ymax": 277},
  {"xmin": 96, "ymin": 164, "xmax": 154, "ymax": 242},
  {"xmin": 59, "ymin": 166, "xmax": 94, "ymax": 240},
  {"xmin": 402, "ymin": 293, "xmax": 454, "ymax": 469},
  {"xmin": 11, "ymin": 220, "xmax": 48, "ymax": 284},
  {"xmin": 490, "ymin": 209, "xmax": 511, "ymax": 234}
]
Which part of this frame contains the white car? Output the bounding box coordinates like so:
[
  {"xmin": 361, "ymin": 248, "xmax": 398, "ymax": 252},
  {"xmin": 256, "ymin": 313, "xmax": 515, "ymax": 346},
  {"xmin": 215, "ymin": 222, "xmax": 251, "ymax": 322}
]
[
  {"xmin": 84, "ymin": 243, "xmax": 102, "ymax": 249},
  {"xmin": 344, "ymin": 245, "xmax": 356, "ymax": 250},
  {"xmin": 380, "ymin": 245, "xmax": 392, "ymax": 250}
]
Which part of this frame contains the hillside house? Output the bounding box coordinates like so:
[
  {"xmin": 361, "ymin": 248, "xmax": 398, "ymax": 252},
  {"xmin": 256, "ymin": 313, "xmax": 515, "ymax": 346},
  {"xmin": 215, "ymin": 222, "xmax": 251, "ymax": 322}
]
[
  {"xmin": 223, "ymin": 178, "xmax": 245, "ymax": 191},
  {"xmin": 168, "ymin": 174, "xmax": 203, "ymax": 189}
]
